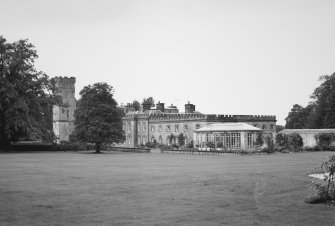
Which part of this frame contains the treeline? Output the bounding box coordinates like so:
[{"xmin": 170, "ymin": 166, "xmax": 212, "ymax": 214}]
[{"xmin": 285, "ymin": 73, "xmax": 335, "ymax": 129}]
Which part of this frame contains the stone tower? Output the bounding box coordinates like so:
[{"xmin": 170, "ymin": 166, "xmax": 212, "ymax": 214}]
[{"xmin": 53, "ymin": 77, "xmax": 76, "ymax": 142}]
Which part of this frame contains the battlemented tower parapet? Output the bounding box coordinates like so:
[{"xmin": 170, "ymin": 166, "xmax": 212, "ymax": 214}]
[{"xmin": 52, "ymin": 76, "xmax": 76, "ymax": 142}]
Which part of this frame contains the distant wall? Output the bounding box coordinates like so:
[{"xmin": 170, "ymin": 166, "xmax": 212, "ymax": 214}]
[{"xmin": 279, "ymin": 129, "xmax": 335, "ymax": 147}]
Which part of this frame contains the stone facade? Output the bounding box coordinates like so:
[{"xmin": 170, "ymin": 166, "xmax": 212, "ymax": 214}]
[
  {"xmin": 123, "ymin": 102, "xmax": 276, "ymax": 147},
  {"xmin": 52, "ymin": 77, "xmax": 76, "ymax": 142}
]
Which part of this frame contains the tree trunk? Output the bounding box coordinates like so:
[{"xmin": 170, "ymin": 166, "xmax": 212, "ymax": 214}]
[{"xmin": 95, "ymin": 143, "xmax": 101, "ymax": 153}]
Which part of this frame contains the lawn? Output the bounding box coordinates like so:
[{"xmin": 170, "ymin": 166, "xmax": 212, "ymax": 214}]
[{"xmin": 0, "ymin": 151, "xmax": 335, "ymax": 226}]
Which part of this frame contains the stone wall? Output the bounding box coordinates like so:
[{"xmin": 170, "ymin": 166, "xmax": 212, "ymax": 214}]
[{"xmin": 279, "ymin": 129, "xmax": 335, "ymax": 147}]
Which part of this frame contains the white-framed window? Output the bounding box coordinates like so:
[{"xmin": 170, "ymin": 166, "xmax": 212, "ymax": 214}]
[
  {"xmin": 175, "ymin": 125, "xmax": 179, "ymax": 132},
  {"xmin": 262, "ymin": 125, "xmax": 266, "ymax": 130},
  {"xmin": 184, "ymin": 124, "xmax": 188, "ymax": 132},
  {"xmin": 196, "ymin": 124, "xmax": 200, "ymax": 129},
  {"xmin": 128, "ymin": 123, "xmax": 131, "ymax": 133},
  {"xmin": 151, "ymin": 136, "xmax": 155, "ymax": 142},
  {"xmin": 247, "ymin": 133, "xmax": 253, "ymax": 148},
  {"xmin": 167, "ymin": 125, "xmax": 171, "ymax": 132},
  {"xmin": 159, "ymin": 136, "xmax": 162, "ymax": 144},
  {"xmin": 159, "ymin": 125, "xmax": 162, "ymax": 132},
  {"xmin": 151, "ymin": 125, "xmax": 155, "ymax": 132},
  {"xmin": 270, "ymin": 125, "xmax": 274, "ymax": 130}
]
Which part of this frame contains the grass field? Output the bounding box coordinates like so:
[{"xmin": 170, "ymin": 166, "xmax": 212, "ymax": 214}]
[{"xmin": 1, "ymin": 151, "xmax": 335, "ymax": 226}]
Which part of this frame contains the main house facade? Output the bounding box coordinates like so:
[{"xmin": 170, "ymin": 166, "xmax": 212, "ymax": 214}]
[{"xmin": 123, "ymin": 102, "xmax": 276, "ymax": 148}]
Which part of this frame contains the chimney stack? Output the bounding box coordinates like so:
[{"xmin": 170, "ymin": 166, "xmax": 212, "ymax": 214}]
[
  {"xmin": 142, "ymin": 103, "xmax": 152, "ymax": 111},
  {"xmin": 185, "ymin": 101, "xmax": 195, "ymax": 113},
  {"xmin": 156, "ymin": 101, "xmax": 165, "ymax": 112}
]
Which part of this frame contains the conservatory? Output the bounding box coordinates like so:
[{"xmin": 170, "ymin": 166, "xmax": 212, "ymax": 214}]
[{"xmin": 194, "ymin": 123, "xmax": 262, "ymax": 150}]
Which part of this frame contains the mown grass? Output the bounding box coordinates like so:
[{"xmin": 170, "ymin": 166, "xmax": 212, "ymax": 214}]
[{"xmin": 0, "ymin": 151, "xmax": 335, "ymax": 225}]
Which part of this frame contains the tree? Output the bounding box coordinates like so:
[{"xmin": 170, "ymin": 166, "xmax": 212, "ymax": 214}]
[
  {"xmin": 0, "ymin": 36, "xmax": 60, "ymax": 149},
  {"xmin": 285, "ymin": 104, "xmax": 310, "ymax": 129},
  {"xmin": 142, "ymin": 97, "xmax": 155, "ymax": 107},
  {"xmin": 275, "ymin": 125, "xmax": 285, "ymax": 133},
  {"xmin": 177, "ymin": 133, "xmax": 185, "ymax": 147},
  {"xmin": 72, "ymin": 83, "xmax": 125, "ymax": 153},
  {"xmin": 285, "ymin": 73, "xmax": 335, "ymax": 129},
  {"xmin": 132, "ymin": 100, "xmax": 140, "ymax": 111},
  {"xmin": 168, "ymin": 133, "xmax": 175, "ymax": 146},
  {"xmin": 310, "ymin": 73, "xmax": 335, "ymax": 128}
]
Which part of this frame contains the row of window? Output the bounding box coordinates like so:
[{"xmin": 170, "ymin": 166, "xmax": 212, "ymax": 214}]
[
  {"xmin": 146, "ymin": 124, "xmax": 201, "ymax": 132},
  {"xmin": 125, "ymin": 122, "xmax": 275, "ymax": 134},
  {"xmin": 254, "ymin": 124, "xmax": 274, "ymax": 130},
  {"xmin": 135, "ymin": 135, "xmax": 189, "ymax": 146}
]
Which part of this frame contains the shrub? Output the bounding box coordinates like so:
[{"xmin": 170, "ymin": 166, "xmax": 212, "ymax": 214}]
[
  {"xmin": 275, "ymin": 133, "xmax": 288, "ymax": 148},
  {"xmin": 145, "ymin": 142, "xmax": 156, "ymax": 148},
  {"xmin": 275, "ymin": 132, "xmax": 303, "ymax": 152},
  {"xmin": 307, "ymin": 155, "xmax": 335, "ymax": 204},
  {"xmin": 255, "ymin": 133, "xmax": 263, "ymax": 146},
  {"xmin": 315, "ymin": 133, "xmax": 335, "ymax": 151},
  {"xmin": 187, "ymin": 140, "xmax": 194, "ymax": 148},
  {"xmin": 287, "ymin": 133, "xmax": 303, "ymax": 151},
  {"xmin": 216, "ymin": 142, "xmax": 223, "ymax": 148},
  {"xmin": 206, "ymin": 141, "xmax": 215, "ymax": 149}
]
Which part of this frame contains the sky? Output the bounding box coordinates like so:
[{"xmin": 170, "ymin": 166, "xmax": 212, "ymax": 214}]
[{"xmin": 1, "ymin": 0, "xmax": 335, "ymax": 125}]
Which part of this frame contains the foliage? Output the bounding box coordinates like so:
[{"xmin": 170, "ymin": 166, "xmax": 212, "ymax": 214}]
[
  {"xmin": 0, "ymin": 36, "xmax": 60, "ymax": 149},
  {"xmin": 168, "ymin": 133, "xmax": 175, "ymax": 145},
  {"xmin": 275, "ymin": 133, "xmax": 303, "ymax": 152},
  {"xmin": 310, "ymin": 74, "xmax": 335, "ymax": 128},
  {"xmin": 307, "ymin": 155, "xmax": 335, "ymax": 204},
  {"xmin": 132, "ymin": 100, "xmax": 140, "ymax": 111},
  {"xmin": 255, "ymin": 133, "xmax": 264, "ymax": 146},
  {"xmin": 285, "ymin": 73, "xmax": 335, "ymax": 129},
  {"xmin": 7, "ymin": 142, "xmax": 86, "ymax": 152},
  {"xmin": 264, "ymin": 133, "xmax": 275, "ymax": 150},
  {"xmin": 142, "ymin": 97, "xmax": 155, "ymax": 107},
  {"xmin": 72, "ymin": 83, "xmax": 125, "ymax": 153},
  {"xmin": 187, "ymin": 140, "xmax": 194, "ymax": 148},
  {"xmin": 315, "ymin": 133, "xmax": 335, "ymax": 150},
  {"xmin": 275, "ymin": 133, "xmax": 288, "ymax": 148},
  {"xmin": 216, "ymin": 142, "xmax": 223, "ymax": 148},
  {"xmin": 145, "ymin": 142, "xmax": 156, "ymax": 148},
  {"xmin": 275, "ymin": 125, "xmax": 285, "ymax": 133},
  {"xmin": 287, "ymin": 133, "xmax": 303, "ymax": 151},
  {"xmin": 206, "ymin": 141, "xmax": 215, "ymax": 149},
  {"xmin": 177, "ymin": 133, "xmax": 185, "ymax": 147},
  {"xmin": 285, "ymin": 104, "xmax": 311, "ymax": 129}
]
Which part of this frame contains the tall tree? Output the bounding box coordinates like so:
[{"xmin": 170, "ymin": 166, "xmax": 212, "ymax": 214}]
[
  {"xmin": 177, "ymin": 133, "xmax": 185, "ymax": 147},
  {"xmin": 142, "ymin": 97, "xmax": 155, "ymax": 107},
  {"xmin": 310, "ymin": 73, "xmax": 335, "ymax": 128},
  {"xmin": 0, "ymin": 36, "xmax": 59, "ymax": 149},
  {"xmin": 285, "ymin": 104, "xmax": 310, "ymax": 129},
  {"xmin": 72, "ymin": 83, "xmax": 125, "ymax": 153},
  {"xmin": 285, "ymin": 73, "xmax": 335, "ymax": 129}
]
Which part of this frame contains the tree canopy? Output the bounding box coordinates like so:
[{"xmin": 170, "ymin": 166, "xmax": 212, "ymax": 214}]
[
  {"xmin": 142, "ymin": 97, "xmax": 155, "ymax": 107},
  {"xmin": 72, "ymin": 83, "xmax": 125, "ymax": 152},
  {"xmin": 132, "ymin": 100, "xmax": 140, "ymax": 111},
  {"xmin": 0, "ymin": 36, "xmax": 59, "ymax": 149},
  {"xmin": 285, "ymin": 73, "xmax": 335, "ymax": 129}
]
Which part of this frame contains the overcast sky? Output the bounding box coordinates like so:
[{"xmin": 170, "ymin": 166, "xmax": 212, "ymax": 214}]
[{"xmin": 1, "ymin": 0, "xmax": 335, "ymax": 125}]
